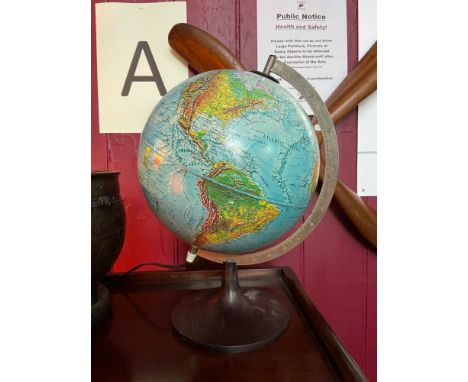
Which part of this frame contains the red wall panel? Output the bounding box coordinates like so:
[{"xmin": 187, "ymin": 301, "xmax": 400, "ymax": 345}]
[{"xmin": 91, "ymin": 1, "xmax": 376, "ymax": 380}]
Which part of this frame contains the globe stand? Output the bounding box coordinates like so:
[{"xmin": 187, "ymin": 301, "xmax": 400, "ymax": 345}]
[{"xmin": 171, "ymin": 261, "xmax": 289, "ymax": 353}]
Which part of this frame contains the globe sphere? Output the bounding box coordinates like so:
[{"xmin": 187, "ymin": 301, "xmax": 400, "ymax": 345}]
[{"xmin": 138, "ymin": 70, "xmax": 319, "ymax": 254}]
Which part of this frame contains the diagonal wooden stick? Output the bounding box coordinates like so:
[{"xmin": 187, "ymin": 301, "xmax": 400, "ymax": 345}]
[
  {"xmin": 313, "ymin": 42, "xmax": 377, "ymax": 136},
  {"xmin": 169, "ymin": 23, "xmax": 245, "ymax": 72},
  {"xmin": 169, "ymin": 23, "xmax": 377, "ymax": 249},
  {"xmin": 315, "ymin": 43, "xmax": 377, "ymax": 249}
]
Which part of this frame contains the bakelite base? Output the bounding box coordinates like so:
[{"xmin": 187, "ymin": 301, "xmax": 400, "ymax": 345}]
[{"xmin": 171, "ymin": 261, "xmax": 289, "ymax": 353}]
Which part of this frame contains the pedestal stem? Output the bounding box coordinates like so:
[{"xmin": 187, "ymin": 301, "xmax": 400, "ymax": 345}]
[{"xmin": 219, "ymin": 261, "xmax": 242, "ymax": 304}]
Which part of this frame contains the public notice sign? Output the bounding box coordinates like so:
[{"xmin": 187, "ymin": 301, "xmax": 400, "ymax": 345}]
[
  {"xmin": 95, "ymin": 2, "xmax": 187, "ymax": 133},
  {"xmin": 257, "ymin": 0, "xmax": 347, "ymax": 115}
]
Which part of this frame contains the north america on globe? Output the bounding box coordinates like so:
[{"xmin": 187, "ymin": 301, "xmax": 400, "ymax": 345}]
[{"xmin": 138, "ymin": 69, "xmax": 319, "ymax": 254}]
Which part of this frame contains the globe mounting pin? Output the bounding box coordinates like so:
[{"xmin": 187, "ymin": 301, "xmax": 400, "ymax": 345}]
[
  {"xmin": 250, "ymin": 55, "xmax": 279, "ymax": 83},
  {"xmin": 186, "ymin": 246, "xmax": 199, "ymax": 263},
  {"xmin": 262, "ymin": 55, "xmax": 276, "ymax": 75}
]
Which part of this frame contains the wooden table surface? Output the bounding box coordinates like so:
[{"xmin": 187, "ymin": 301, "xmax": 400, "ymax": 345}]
[{"xmin": 92, "ymin": 268, "xmax": 368, "ymax": 382}]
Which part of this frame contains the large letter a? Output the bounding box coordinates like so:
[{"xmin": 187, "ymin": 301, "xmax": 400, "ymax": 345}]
[{"xmin": 121, "ymin": 41, "xmax": 167, "ymax": 96}]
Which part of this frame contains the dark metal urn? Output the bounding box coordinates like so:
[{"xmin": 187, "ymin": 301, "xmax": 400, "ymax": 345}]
[{"xmin": 91, "ymin": 171, "xmax": 126, "ymax": 327}]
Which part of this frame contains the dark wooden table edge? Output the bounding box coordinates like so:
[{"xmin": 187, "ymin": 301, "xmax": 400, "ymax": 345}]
[
  {"xmin": 104, "ymin": 267, "xmax": 281, "ymax": 288},
  {"xmin": 279, "ymin": 267, "xmax": 369, "ymax": 382},
  {"xmin": 103, "ymin": 267, "xmax": 369, "ymax": 382}
]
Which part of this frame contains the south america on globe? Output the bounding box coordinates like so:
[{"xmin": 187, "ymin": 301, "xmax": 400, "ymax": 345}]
[{"xmin": 138, "ymin": 70, "xmax": 320, "ymax": 254}]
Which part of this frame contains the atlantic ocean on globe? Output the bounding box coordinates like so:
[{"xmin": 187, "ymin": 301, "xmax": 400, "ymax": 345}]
[{"xmin": 138, "ymin": 70, "xmax": 319, "ymax": 254}]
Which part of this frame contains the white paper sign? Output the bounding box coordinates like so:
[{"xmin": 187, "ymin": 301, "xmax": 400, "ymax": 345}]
[
  {"xmin": 95, "ymin": 2, "xmax": 187, "ymax": 133},
  {"xmin": 257, "ymin": 0, "xmax": 347, "ymax": 114},
  {"xmin": 357, "ymin": 0, "xmax": 377, "ymax": 196}
]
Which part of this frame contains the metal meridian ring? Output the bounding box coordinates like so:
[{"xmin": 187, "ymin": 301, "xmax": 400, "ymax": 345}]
[{"xmin": 197, "ymin": 57, "xmax": 339, "ymax": 265}]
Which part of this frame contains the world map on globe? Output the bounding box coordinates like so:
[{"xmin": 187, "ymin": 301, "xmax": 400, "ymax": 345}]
[{"xmin": 138, "ymin": 69, "xmax": 320, "ymax": 254}]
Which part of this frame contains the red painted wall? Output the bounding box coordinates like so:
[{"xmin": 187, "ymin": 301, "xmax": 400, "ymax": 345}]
[{"xmin": 92, "ymin": 0, "xmax": 376, "ymax": 380}]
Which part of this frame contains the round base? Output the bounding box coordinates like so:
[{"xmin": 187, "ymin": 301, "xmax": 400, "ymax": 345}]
[
  {"xmin": 92, "ymin": 283, "xmax": 111, "ymax": 329},
  {"xmin": 171, "ymin": 262, "xmax": 289, "ymax": 353}
]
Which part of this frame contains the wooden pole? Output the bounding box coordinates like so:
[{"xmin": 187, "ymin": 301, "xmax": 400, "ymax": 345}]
[{"xmin": 169, "ymin": 23, "xmax": 245, "ymax": 72}]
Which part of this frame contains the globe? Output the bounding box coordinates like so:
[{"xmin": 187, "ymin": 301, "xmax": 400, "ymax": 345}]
[{"xmin": 138, "ymin": 69, "xmax": 320, "ymax": 254}]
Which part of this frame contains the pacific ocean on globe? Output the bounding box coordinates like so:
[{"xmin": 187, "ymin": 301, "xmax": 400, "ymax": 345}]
[{"xmin": 138, "ymin": 70, "xmax": 319, "ymax": 254}]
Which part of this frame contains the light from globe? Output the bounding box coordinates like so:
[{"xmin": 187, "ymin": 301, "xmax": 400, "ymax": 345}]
[{"xmin": 138, "ymin": 70, "xmax": 320, "ymax": 254}]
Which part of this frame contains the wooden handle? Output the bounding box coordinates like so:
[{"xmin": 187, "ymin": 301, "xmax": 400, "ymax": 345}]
[
  {"xmin": 318, "ymin": 156, "xmax": 377, "ymax": 248},
  {"xmin": 316, "ymin": 42, "xmax": 378, "ymax": 249},
  {"xmin": 169, "ymin": 23, "xmax": 245, "ymax": 72},
  {"xmin": 168, "ymin": 23, "xmax": 377, "ymax": 249},
  {"xmin": 313, "ymin": 42, "xmax": 377, "ymax": 133}
]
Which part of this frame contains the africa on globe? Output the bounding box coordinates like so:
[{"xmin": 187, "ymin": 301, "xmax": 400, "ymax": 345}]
[{"xmin": 138, "ymin": 69, "xmax": 319, "ymax": 254}]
